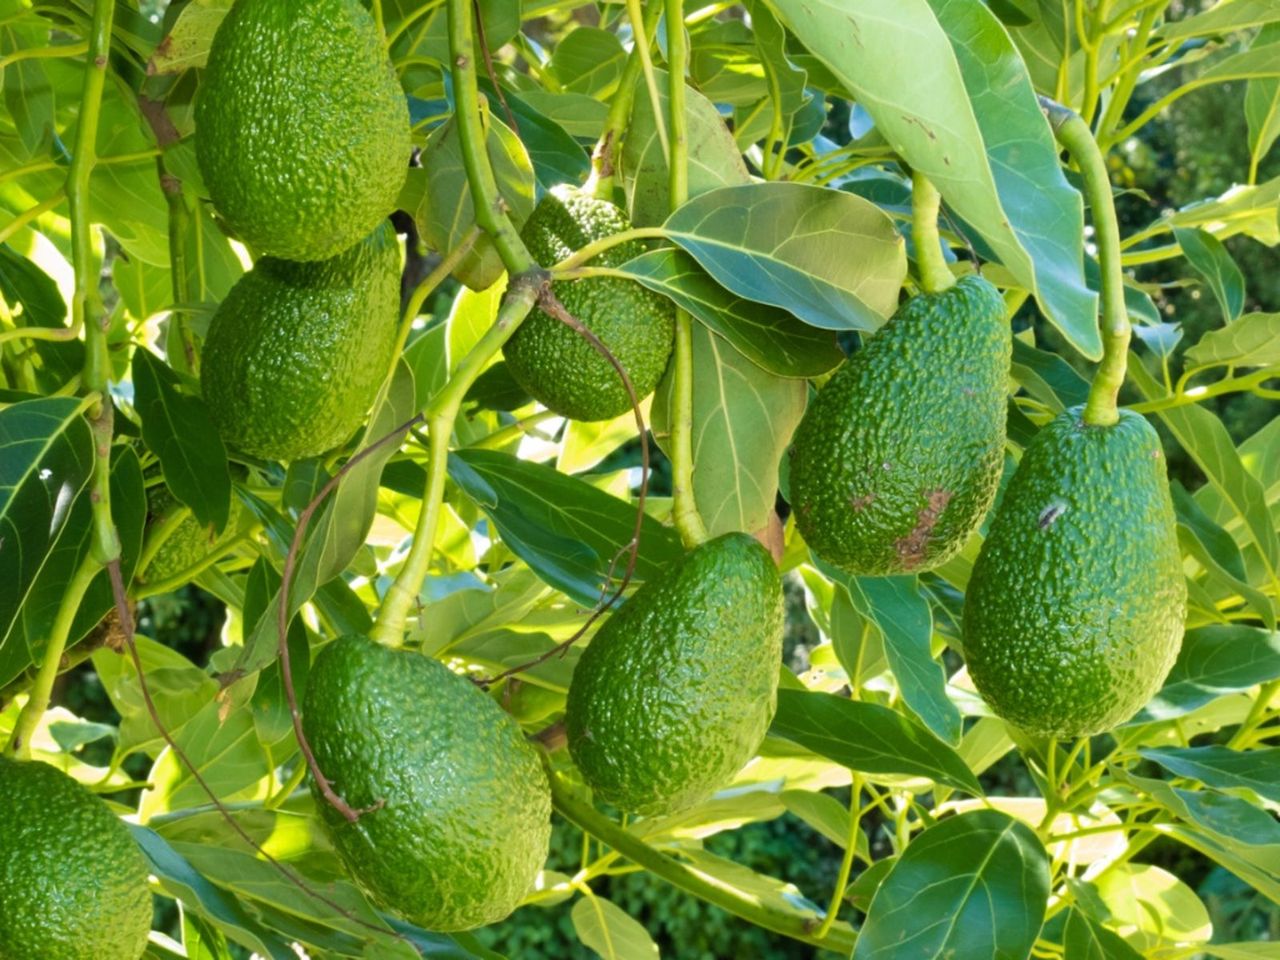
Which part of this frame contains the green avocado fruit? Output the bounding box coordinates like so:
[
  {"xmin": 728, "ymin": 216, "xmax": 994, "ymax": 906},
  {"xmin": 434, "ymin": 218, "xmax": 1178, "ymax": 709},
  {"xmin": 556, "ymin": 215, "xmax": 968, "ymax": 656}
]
[
  {"xmin": 302, "ymin": 634, "xmax": 552, "ymax": 931},
  {"xmin": 963, "ymin": 406, "xmax": 1186, "ymax": 738},
  {"xmin": 565, "ymin": 533, "xmax": 784, "ymax": 817},
  {"xmin": 201, "ymin": 222, "xmax": 400, "ymax": 462},
  {"xmin": 143, "ymin": 486, "xmax": 242, "ymax": 583},
  {"xmin": 0, "ymin": 757, "xmax": 152, "ymax": 960},
  {"xmin": 788, "ymin": 275, "xmax": 1011, "ymax": 575},
  {"xmin": 196, "ymin": 0, "xmax": 410, "ymax": 262},
  {"xmin": 502, "ymin": 185, "xmax": 675, "ymax": 421}
]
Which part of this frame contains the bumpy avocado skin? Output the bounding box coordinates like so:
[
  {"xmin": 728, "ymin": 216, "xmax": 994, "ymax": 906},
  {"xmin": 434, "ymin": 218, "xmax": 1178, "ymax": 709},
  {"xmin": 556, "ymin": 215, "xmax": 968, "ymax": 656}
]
[
  {"xmin": 963, "ymin": 407, "xmax": 1186, "ymax": 738},
  {"xmin": 789, "ymin": 275, "xmax": 1010, "ymax": 575},
  {"xmin": 502, "ymin": 186, "xmax": 675, "ymax": 421},
  {"xmin": 0, "ymin": 757, "xmax": 152, "ymax": 960},
  {"xmin": 143, "ymin": 487, "xmax": 242, "ymax": 583},
  {"xmin": 565, "ymin": 533, "xmax": 784, "ymax": 817},
  {"xmin": 196, "ymin": 0, "xmax": 410, "ymax": 262},
  {"xmin": 201, "ymin": 222, "xmax": 399, "ymax": 462},
  {"xmin": 302, "ymin": 635, "xmax": 552, "ymax": 932}
]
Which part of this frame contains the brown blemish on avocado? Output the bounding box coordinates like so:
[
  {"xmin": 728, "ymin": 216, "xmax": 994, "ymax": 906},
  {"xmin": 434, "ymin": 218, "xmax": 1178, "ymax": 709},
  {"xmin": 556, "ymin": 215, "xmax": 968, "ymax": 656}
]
[{"xmin": 895, "ymin": 489, "xmax": 952, "ymax": 568}]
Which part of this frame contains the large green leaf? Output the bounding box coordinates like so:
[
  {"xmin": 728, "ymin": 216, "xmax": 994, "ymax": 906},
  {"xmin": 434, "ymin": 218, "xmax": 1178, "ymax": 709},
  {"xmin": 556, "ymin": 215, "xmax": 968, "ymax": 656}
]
[
  {"xmin": 1130, "ymin": 359, "xmax": 1280, "ymax": 581},
  {"xmin": 770, "ymin": 688, "xmax": 982, "ymax": 794},
  {"xmin": 839, "ymin": 572, "xmax": 962, "ymax": 744},
  {"xmin": 1091, "ymin": 863, "xmax": 1212, "ymax": 952},
  {"xmin": 5, "ymin": 446, "xmax": 145, "ymax": 689},
  {"xmin": 571, "ymin": 896, "xmax": 660, "ymax": 960},
  {"xmin": 852, "ymin": 810, "xmax": 1050, "ymax": 960},
  {"xmin": 1132, "ymin": 626, "xmax": 1280, "ymax": 723},
  {"xmin": 132, "ymin": 348, "xmax": 230, "ymax": 530},
  {"xmin": 1139, "ymin": 746, "xmax": 1280, "ymax": 803},
  {"xmin": 664, "ymin": 182, "xmax": 906, "ymax": 332},
  {"xmin": 618, "ymin": 249, "xmax": 843, "ymax": 378},
  {"xmin": 652, "ymin": 324, "xmax": 807, "ymax": 538},
  {"xmin": 1061, "ymin": 906, "xmax": 1144, "ymax": 960},
  {"xmin": 1184, "ymin": 312, "xmax": 1280, "ymax": 369},
  {"xmin": 623, "ymin": 70, "xmax": 751, "ymax": 228},
  {"xmin": 130, "ymin": 825, "xmax": 296, "ymax": 960},
  {"xmin": 415, "ymin": 103, "xmax": 535, "ymax": 292},
  {"xmin": 0, "ymin": 396, "xmax": 94, "ymax": 680},
  {"xmin": 765, "ymin": 0, "xmax": 1099, "ymax": 356},
  {"xmin": 1174, "ymin": 228, "xmax": 1246, "ymax": 324},
  {"xmin": 1156, "ymin": 0, "xmax": 1280, "ymax": 41},
  {"xmin": 1245, "ymin": 24, "xmax": 1280, "ymax": 169},
  {"xmin": 448, "ymin": 448, "xmax": 685, "ymax": 606},
  {"xmin": 1125, "ymin": 772, "xmax": 1280, "ymax": 850}
]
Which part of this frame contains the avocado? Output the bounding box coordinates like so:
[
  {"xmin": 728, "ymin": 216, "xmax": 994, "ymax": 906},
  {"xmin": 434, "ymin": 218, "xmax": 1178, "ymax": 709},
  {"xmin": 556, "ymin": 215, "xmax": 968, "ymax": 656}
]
[
  {"xmin": 788, "ymin": 275, "xmax": 1010, "ymax": 575},
  {"xmin": 0, "ymin": 757, "xmax": 152, "ymax": 960},
  {"xmin": 196, "ymin": 0, "xmax": 410, "ymax": 262},
  {"xmin": 302, "ymin": 634, "xmax": 552, "ymax": 931},
  {"xmin": 200, "ymin": 222, "xmax": 399, "ymax": 462},
  {"xmin": 502, "ymin": 185, "xmax": 675, "ymax": 421},
  {"xmin": 963, "ymin": 406, "xmax": 1186, "ymax": 738},
  {"xmin": 565, "ymin": 533, "xmax": 783, "ymax": 817},
  {"xmin": 142, "ymin": 486, "xmax": 242, "ymax": 583}
]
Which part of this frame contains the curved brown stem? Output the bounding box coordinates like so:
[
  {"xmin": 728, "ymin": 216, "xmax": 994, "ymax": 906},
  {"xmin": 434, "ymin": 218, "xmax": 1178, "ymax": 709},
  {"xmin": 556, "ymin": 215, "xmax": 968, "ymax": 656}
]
[
  {"xmin": 277, "ymin": 414, "xmax": 424, "ymax": 823},
  {"xmin": 104, "ymin": 561, "xmax": 413, "ymax": 945},
  {"xmin": 477, "ymin": 287, "xmax": 650, "ymax": 686}
]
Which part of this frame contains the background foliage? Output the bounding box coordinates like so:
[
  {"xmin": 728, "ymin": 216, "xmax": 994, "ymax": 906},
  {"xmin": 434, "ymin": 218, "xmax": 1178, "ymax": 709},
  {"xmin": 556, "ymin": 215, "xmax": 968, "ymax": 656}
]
[{"xmin": 1, "ymin": 0, "xmax": 1278, "ymax": 958}]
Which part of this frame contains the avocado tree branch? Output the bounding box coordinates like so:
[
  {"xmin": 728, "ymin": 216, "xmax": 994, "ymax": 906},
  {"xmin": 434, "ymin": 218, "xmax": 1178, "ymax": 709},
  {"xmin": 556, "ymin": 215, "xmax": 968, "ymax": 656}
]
[
  {"xmin": 139, "ymin": 93, "xmax": 198, "ymax": 377},
  {"xmin": 910, "ymin": 171, "xmax": 955, "ymax": 294},
  {"xmin": 586, "ymin": 0, "xmax": 662, "ymax": 200},
  {"xmin": 548, "ymin": 770, "xmax": 859, "ymax": 953},
  {"xmin": 373, "ymin": 277, "xmax": 542, "ymax": 647},
  {"xmin": 1040, "ymin": 96, "xmax": 1129, "ymax": 427},
  {"xmin": 446, "ymin": 0, "xmax": 535, "ymax": 277},
  {"xmin": 7, "ymin": 0, "xmax": 118, "ymax": 757},
  {"xmin": 551, "ymin": 226, "xmax": 669, "ymax": 272},
  {"xmin": 5, "ymin": 554, "xmax": 100, "ymax": 757},
  {"xmin": 626, "ymin": 0, "xmax": 668, "ymax": 158},
  {"xmin": 664, "ymin": 0, "xmax": 708, "ymax": 549}
]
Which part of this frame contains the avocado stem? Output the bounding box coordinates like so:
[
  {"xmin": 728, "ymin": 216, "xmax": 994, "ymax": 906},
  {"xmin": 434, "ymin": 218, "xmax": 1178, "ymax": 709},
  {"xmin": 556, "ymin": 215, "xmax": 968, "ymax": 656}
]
[
  {"xmin": 546, "ymin": 768, "xmax": 860, "ymax": 953},
  {"xmin": 910, "ymin": 171, "xmax": 955, "ymax": 295},
  {"xmin": 1040, "ymin": 96, "xmax": 1130, "ymax": 427},
  {"xmin": 5, "ymin": 555, "xmax": 100, "ymax": 758},
  {"xmin": 586, "ymin": 0, "xmax": 661, "ymax": 201},
  {"xmin": 446, "ymin": 0, "xmax": 537, "ymax": 278},
  {"xmin": 374, "ymin": 277, "xmax": 541, "ymax": 647},
  {"xmin": 665, "ymin": 0, "xmax": 709, "ymax": 550}
]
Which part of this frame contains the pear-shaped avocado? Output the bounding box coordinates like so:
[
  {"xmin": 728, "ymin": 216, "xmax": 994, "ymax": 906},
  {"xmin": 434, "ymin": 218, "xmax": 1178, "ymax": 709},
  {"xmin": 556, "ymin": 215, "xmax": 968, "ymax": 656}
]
[
  {"xmin": 502, "ymin": 185, "xmax": 675, "ymax": 421},
  {"xmin": 302, "ymin": 634, "xmax": 552, "ymax": 931},
  {"xmin": 565, "ymin": 533, "xmax": 784, "ymax": 817},
  {"xmin": 789, "ymin": 275, "xmax": 1010, "ymax": 575},
  {"xmin": 0, "ymin": 757, "xmax": 152, "ymax": 960},
  {"xmin": 201, "ymin": 222, "xmax": 399, "ymax": 462},
  {"xmin": 964, "ymin": 406, "xmax": 1186, "ymax": 738},
  {"xmin": 196, "ymin": 0, "xmax": 410, "ymax": 262}
]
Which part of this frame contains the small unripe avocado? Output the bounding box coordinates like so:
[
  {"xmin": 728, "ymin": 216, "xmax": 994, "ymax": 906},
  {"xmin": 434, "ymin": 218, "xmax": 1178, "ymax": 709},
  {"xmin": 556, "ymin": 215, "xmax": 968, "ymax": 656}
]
[
  {"xmin": 964, "ymin": 407, "xmax": 1186, "ymax": 738},
  {"xmin": 0, "ymin": 757, "xmax": 152, "ymax": 960},
  {"xmin": 502, "ymin": 185, "xmax": 675, "ymax": 421},
  {"xmin": 302, "ymin": 635, "xmax": 552, "ymax": 931},
  {"xmin": 143, "ymin": 486, "xmax": 242, "ymax": 583},
  {"xmin": 201, "ymin": 222, "xmax": 400, "ymax": 462},
  {"xmin": 789, "ymin": 275, "xmax": 1010, "ymax": 575},
  {"xmin": 196, "ymin": 0, "xmax": 411, "ymax": 261},
  {"xmin": 565, "ymin": 533, "xmax": 784, "ymax": 817}
]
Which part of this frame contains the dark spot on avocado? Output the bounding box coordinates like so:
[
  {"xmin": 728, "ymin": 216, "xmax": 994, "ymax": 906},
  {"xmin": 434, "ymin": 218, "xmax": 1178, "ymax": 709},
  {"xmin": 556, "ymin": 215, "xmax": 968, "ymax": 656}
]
[
  {"xmin": 849, "ymin": 492, "xmax": 876, "ymax": 512},
  {"xmin": 895, "ymin": 488, "xmax": 952, "ymax": 568}
]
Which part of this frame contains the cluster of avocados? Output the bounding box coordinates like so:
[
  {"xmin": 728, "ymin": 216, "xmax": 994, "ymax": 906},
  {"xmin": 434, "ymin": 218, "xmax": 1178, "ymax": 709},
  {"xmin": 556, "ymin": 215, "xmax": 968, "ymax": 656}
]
[
  {"xmin": 789, "ymin": 266, "xmax": 1185, "ymax": 738},
  {"xmin": 196, "ymin": 0, "xmax": 409, "ymax": 462},
  {"xmin": 193, "ymin": 0, "xmax": 558, "ymax": 936}
]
